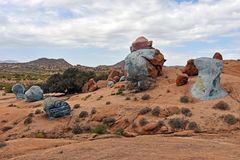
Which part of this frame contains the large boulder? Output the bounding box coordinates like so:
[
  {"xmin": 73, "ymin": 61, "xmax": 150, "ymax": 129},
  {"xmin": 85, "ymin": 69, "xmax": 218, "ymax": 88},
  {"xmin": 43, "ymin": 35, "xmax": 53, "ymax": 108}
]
[
  {"xmin": 12, "ymin": 84, "xmax": 25, "ymax": 99},
  {"xmin": 182, "ymin": 59, "xmax": 198, "ymax": 76},
  {"xmin": 213, "ymin": 52, "xmax": 223, "ymax": 60},
  {"xmin": 191, "ymin": 57, "xmax": 228, "ymax": 100},
  {"xmin": 25, "ymin": 86, "xmax": 43, "ymax": 102},
  {"xmin": 43, "ymin": 97, "xmax": 71, "ymax": 119},
  {"xmin": 130, "ymin": 36, "xmax": 153, "ymax": 52}
]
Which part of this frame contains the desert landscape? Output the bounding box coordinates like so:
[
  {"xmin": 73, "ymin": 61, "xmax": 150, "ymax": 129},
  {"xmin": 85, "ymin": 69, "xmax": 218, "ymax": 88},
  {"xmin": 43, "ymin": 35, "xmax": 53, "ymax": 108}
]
[
  {"xmin": 1, "ymin": 0, "xmax": 240, "ymax": 160},
  {"xmin": 0, "ymin": 55, "xmax": 239, "ymax": 159}
]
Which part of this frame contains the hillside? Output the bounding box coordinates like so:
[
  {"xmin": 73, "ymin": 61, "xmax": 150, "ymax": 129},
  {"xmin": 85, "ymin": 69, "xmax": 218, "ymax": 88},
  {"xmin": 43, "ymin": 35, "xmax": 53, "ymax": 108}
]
[{"xmin": 0, "ymin": 60, "xmax": 239, "ymax": 160}]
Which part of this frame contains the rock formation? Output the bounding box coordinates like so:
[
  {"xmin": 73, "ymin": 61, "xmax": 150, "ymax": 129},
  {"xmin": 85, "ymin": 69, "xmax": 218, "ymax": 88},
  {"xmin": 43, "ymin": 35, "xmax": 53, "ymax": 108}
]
[
  {"xmin": 191, "ymin": 57, "xmax": 228, "ymax": 100},
  {"xmin": 182, "ymin": 59, "xmax": 198, "ymax": 76},
  {"xmin": 83, "ymin": 78, "xmax": 98, "ymax": 92},
  {"xmin": 213, "ymin": 52, "xmax": 223, "ymax": 60},
  {"xmin": 12, "ymin": 84, "xmax": 26, "ymax": 99},
  {"xmin": 25, "ymin": 86, "xmax": 43, "ymax": 102},
  {"xmin": 176, "ymin": 74, "xmax": 188, "ymax": 86},
  {"xmin": 43, "ymin": 97, "xmax": 71, "ymax": 119},
  {"xmin": 125, "ymin": 37, "xmax": 166, "ymax": 91},
  {"xmin": 107, "ymin": 69, "xmax": 124, "ymax": 83}
]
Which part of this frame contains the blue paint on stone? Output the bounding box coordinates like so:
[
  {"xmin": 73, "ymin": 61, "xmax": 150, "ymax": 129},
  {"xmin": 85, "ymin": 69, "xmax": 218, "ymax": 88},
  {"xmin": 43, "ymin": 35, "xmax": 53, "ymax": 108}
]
[
  {"xmin": 25, "ymin": 86, "xmax": 43, "ymax": 102},
  {"xmin": 12, "ymin": 83, "xmax": 26, "ymax": 99}
]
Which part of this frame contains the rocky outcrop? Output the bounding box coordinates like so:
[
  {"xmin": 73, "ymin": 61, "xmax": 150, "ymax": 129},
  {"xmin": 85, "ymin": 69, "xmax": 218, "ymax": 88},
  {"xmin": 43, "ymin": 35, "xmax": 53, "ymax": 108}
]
[
  {"xmin": 213, "ymin": 52, "xmax": 223, "ymax": 60},
  {"xmin": 83, "ymin": 78, "xmax": 98, "ymax": 93},
  {"xmin": 182, "ymin": 59, "xmax": 198, "ymax": 76},
  {"xmin": 107, "ymin": 69, "xmax": 124, "ymax": 83},
  {"xmin": 43, "ymin": 97, "xmax": 71, "ymax": 119},
  {"xmin": 125, "ymin": 37, "xmax": 166, "ymax": 91},
  {"xmin": 176, "ymin": 74, "xmax": 188, "ymax": 86},
  {"xmin": 191, "ymin": 57, "xmax": 228, "ymax": 100},
  {"xmin": 12, "ymin": 84, "xmax": 26, "ymax": 99},
  {"xmin": 25, "ymin": 86, "xmax": 43, "ymax": 102}
]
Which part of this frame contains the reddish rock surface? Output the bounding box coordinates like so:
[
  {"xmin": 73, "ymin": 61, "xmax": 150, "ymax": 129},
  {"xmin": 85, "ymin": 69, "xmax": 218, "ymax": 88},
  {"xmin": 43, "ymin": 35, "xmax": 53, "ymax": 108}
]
[
  {"xmin": 82, "ymin": 78, "xmax": 98, "ymax": 92},
  {"xmin": 176, "ymin": 74, "xmax": 188, "ymax": 86},
  {"xmin": 130, "ymin": 36, "xmax": 153, "ymax": 52},
  {"xmin": 107, "ymin": 69, "xmax": 124, "ymax": 83},
  {"xmin": 96, "ymin": 80, "xmax": 107, "ymax": 89},
  {"xmin": 146, "ymin": 49, "xmax": 166, "ymax": 77},
  {"xmin": 213, "ymin": 52, "xmax": 223, "ymax": 60},
  {"xmin": 182, "ymin": 59, "xmax": 198, "ymax": 76}
]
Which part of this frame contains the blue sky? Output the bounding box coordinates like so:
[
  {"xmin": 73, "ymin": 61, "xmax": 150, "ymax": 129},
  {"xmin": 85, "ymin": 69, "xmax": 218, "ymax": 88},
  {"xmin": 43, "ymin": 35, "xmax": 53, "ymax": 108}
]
[{"xmin": 0, "ymin": 0, "xmax": 239, "ymax": 66}]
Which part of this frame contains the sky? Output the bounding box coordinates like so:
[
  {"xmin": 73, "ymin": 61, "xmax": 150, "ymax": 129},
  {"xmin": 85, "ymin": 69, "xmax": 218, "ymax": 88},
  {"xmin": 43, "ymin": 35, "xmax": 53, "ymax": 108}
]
[{"xmin": 0, "ymin": 0, "xmax": 239, "ymax": 66}]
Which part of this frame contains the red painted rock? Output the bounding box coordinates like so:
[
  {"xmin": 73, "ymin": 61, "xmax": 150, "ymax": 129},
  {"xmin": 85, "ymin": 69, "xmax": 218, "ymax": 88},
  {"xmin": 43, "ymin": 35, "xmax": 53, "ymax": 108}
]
[
  {"xmin": 96, "ymin": 80, "xmax": 107, "ymax": 89},
  {"xmin": 182, "ymin": 59, "xmax": 198, "ymax": 76},
  {"xmin": 176, "ymin": 74, "xmax": 188, "ymax": 86},
  {"xmin": 130, "ymin": 36, "xmax": 153, "ymax": 52},
  {"xmin": 82, "ymin": 78, "xmax": 98, "ymax": 92},
  {"xmin": 213, "ymin": 52, "xmax": 223, "ymax": 60}
]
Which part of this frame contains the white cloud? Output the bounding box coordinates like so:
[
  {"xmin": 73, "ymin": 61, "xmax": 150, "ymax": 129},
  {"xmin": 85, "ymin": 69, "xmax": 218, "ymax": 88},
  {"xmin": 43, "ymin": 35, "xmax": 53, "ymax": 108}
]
[{"xmin": 0, "ymin": 0, "xmax": 240, "ymax": 52}]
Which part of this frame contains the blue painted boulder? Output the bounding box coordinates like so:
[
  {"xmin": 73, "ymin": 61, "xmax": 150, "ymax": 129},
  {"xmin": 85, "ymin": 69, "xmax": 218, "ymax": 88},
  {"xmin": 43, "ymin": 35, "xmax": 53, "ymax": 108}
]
[
  {"xmin": 12, "ymin": 84, "xmax": 26, "ymax": 99},
  {"xmin": 25, "ymin": 86, "xmax": 43, "ymax": 102},
  {"xmin": 107, "ymin": 81, "xmax": 114, "ymax": 87},
  {"xmin": 43, "ymin": 97, "xmax": 71, "ymax": 119},
  {"xmin": 191, "ymin": 57, "xmax": 228, "ymax": 100},
  {"xmin": 125, "ymin": 49, "xmax": 156, "ymax": 91},
  {"xmin": 119, "ymin": 76, "xmax": 126, "ymax": 82}
]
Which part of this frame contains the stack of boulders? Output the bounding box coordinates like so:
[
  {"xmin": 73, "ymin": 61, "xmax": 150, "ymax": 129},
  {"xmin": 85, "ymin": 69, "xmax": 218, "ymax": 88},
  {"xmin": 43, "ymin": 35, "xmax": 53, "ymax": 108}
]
[
  {"xmin": 107, "ymin": 69, "xmax": 126, "ymax": 87},
  {"xmin": 12, "ymin": 84, "xmax": 43, "ymax": 102},
  {"xmin": 176, "ymin": 52, "xmax": 223, "ymax": 86},
  {"xmin": 125, "ymin": 36, "xmax": 166, "ymax": 91}
]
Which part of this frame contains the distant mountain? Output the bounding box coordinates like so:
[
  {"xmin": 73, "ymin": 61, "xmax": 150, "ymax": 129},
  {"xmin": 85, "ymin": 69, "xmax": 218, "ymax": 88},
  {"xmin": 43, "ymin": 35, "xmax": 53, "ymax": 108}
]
[
  {"xmin": 25, "ymin": 58, "xmax": 72, "ymax": 70},
  {"xmin": 0, "ymin": 58, "xmax": 72, "ymax": 73},
  {"xmin": 0, "ymin": 60, "xmax": 18, "ymax": 63}
]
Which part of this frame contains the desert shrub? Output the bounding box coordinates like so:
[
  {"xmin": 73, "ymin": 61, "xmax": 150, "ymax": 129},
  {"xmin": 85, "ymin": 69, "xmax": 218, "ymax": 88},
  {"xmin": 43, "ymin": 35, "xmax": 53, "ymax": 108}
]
[
  {"xmin": 79, "ymin": 111, "xmax": 88, "ymax": 118},
  {"xmin": 224, "ymin": 114, "xmax": 238, "ymax": 125},
  {"xmin": 73, "ymin": 104, "xmax": 81, "ymax": 109},
  {"xmin": 132, "ymin": 123, "xmax": 138, "ymax": 128},
  {"xmin": 115, "ymin": 128, "xmax": 124, "ymax": 136},
  {"xmin": 1, "ymin": 126, "xmax": 13, "ymax": 132},
  {"xmin": 116, "ymin": 89, "xmax": 124, "ymax": 95},
  {"xmin": 151, "ymin": 106, "xmax": 161, "ymax": 117},
  {"xmin": 0, "ymin": 82, "xmax": 13, "ymax": 93},
  {"xmin": 157, "ymin": 120, "xmax": 165, "ymax": 128},
  {"xmin": 35, "ymin": 109, "xmax": 42, "ymax": 114},
  {"xmin": 180, "ymin": 108, "xmax": 192, "ymax": 117},
  {"xmin": 168, "ymin": 118, "xmax": 185, "ymax": 129},
  {"xmin": 180, "ymin": 96, "xmax": 189, "ymax": 103},
  {"xmin": 24, "ymin": 116, "xmax": 32, "ymax": 125},
  {"xmin": 35, "ymin": 132, "xmax": 46, "ymax": 138},
  {"xmin": 42, "ymin": 68, "xmax": 96, "ymax": 94},
  {"xmin": 139, "ymin": 118, "xmax": 148, "ymax": 126},
  {"xmin": 106, "ymin": 101, "xmax": 111, "ymax": 105},
  {"xmin": 139, "ymin": 107, "xmax": 152, "ymax": 115},
  {"xmin": 103, "ymin": 117, "xmax": 116, "ymax": 126},
  {"xmin": 91, "ymin": 107, "xmax": 97, "ymax": 115},
  {"xmin": 141, "ymin": 94, "xmax": 151, "ymax": 100},
  {"xmin": 188, "ymin": 121, "xmax": 200, "ymax": 132},
  {"xmin": 213, "ymin": 101, "xmax": 230, "ymax": 110},
  {"xmin": 91, "ymin": 124, "xmax": 107, "ymax": 134},
  {"xmin": 125, "ymin": 97, "xmax": 131, "ymax": 100},
  {"xmin": 0, "ymin": 141, "xmax": 7, "ymax": 148},
  {"xmin": 72, "ymin": 124, "xmax": 83, "ymax": 134},
  {"xmin": 94, "ymin": 72, "xmax": 108, "ymax": 81}
]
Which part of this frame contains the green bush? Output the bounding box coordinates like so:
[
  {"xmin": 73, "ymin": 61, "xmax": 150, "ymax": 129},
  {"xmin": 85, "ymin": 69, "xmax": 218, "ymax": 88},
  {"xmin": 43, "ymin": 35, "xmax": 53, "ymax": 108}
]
[
  {"xmin": 180, "ymin": 108, "xmax": 192, "ymax": 117},
  {"xmin": 139, "ymin": 118, "xmax": 148, "ymax": 126},
  {"xmin": 213, "ymin": 101, "xmax": 230, "ymax": 110},
  {"xmin": 42, "ymin": 68, "xmax": 96, "ymax": 94},
  {"xmin": 180, "ymin": 96, "xmax": 189, "ymax": 103},
  {"xmin": 151, "ymin": 106, "xmax": 161, "ymax": 117},
  {"xmin": 139, "ymin": 107, "xmax": 152, "ymax": 115},
  {"xmin": 0, "ymin": 82, "xmax": 13, "ymax": 93},
  {"xmin": 91, "ymin": 124, "xmax": 107, "ymax": 134},
  {"xmin": 168, "ymin": 118, "xmax": 185, "ymax": 129},
  {"xmin": 224, "ymin": 114, "xmax": 238, "ymax": 125}
]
